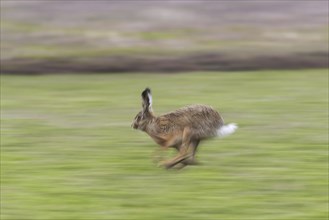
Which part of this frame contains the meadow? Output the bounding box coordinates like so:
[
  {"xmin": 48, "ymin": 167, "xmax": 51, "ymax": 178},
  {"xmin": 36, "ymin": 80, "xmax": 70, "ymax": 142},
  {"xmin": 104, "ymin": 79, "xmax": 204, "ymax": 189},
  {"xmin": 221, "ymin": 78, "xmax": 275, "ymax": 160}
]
[{"xmin": 1, "ymin": 69, "xmax": 328, "ymax": 220}]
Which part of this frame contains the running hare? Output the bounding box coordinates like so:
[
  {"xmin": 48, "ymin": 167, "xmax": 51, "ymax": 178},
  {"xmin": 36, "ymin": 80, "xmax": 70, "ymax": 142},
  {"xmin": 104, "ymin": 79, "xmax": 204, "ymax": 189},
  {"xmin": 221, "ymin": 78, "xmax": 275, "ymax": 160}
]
[{"xmin": 132, "ymin": 88, "xmax": 237, "ymax": 169}]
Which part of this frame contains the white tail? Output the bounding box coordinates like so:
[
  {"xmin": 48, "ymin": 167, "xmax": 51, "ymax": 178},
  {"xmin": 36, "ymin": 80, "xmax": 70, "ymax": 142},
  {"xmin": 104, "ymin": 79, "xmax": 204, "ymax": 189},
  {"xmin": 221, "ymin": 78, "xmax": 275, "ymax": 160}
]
[{"xmin": 217, "ymin": 123, "xmax": 238, "ymax": 137}]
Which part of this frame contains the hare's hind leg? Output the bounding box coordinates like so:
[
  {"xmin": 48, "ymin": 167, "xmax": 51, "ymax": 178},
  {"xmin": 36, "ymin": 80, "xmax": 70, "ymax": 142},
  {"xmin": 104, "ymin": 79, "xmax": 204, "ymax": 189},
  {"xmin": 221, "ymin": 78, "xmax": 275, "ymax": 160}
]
[
  {"xmin": 171, "ymin": 140, "xmax": 200, "ymax": 169},
  {"xmin": 182, "ymin": 139, "xmax": 200, "ymax": 165},
  {"xmin": 160, "ymin": 128, "xmax": 198, "ymax": 169},
  {"xmin": 162, "ymin": 141, "xmax": 198, "ymax": 169}
]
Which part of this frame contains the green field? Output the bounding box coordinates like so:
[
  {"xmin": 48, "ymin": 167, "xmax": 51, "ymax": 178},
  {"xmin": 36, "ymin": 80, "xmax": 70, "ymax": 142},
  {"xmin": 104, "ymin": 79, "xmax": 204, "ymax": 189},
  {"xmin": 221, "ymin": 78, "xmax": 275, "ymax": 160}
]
[{"xmin": 1, "ymin": 70, "xmax": 328, "ymax": 220}]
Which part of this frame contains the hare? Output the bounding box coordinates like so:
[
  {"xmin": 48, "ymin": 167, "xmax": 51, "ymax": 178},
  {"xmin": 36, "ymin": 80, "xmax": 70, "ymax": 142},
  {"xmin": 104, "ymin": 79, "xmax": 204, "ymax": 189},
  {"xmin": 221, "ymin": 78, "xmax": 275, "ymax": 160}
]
[{"xmin": 131, "ymin": 88, "xmax": 237, "ymax": 169}]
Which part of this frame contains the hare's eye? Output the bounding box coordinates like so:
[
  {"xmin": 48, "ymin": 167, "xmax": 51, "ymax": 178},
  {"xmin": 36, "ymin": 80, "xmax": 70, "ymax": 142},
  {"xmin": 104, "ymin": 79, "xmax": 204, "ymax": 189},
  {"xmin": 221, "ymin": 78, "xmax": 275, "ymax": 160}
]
[
  {"xmin": 138, "ymin": 114, "xmax": 143, "ymax": 120},
  {"xmin": 135, "ymin": 113, "xmax": 142, "ymax": 121}
]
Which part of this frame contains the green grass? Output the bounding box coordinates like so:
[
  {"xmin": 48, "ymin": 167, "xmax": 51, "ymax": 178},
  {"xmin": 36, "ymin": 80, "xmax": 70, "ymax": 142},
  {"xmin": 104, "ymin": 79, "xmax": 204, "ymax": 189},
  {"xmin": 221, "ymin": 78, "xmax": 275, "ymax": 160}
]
[{"xmin": 1, "ymin": 70, "xmax": 328, "ymax": 220}]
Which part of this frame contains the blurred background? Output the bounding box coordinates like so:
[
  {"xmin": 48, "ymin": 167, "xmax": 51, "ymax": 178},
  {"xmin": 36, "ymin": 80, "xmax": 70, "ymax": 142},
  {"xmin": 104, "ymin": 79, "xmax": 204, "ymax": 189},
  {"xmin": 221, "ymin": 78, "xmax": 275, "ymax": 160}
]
[
  {"xmin": 1, "ymin": 1, "xmax": 328, "ymax": 220},
  {"xmin": 1, "ymin": 0, "xmax": 328, "ymax": 73}
]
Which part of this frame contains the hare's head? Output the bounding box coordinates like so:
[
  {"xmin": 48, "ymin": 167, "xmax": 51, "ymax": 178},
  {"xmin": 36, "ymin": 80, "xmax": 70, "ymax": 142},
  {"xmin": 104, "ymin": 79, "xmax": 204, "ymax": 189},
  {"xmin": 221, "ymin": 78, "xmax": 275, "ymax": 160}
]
[{"xmin": 132, "ymin": 88, "xmax": 154, "ymax": 131}]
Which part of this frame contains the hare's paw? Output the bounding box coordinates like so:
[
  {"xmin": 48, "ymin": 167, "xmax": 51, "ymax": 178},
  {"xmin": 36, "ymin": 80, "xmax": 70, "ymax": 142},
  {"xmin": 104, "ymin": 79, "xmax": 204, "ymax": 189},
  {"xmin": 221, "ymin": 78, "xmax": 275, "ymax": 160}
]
[{"xmin": 157, "ymin": 160, "xmax": 173, "ymax": 169}]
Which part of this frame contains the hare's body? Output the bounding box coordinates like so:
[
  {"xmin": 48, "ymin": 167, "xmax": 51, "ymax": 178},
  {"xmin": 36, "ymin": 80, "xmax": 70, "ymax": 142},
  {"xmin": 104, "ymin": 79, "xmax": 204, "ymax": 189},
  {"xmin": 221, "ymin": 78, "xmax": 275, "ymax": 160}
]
[
  {"xmin": 147, "ymin": 105, "xmax": 224, "ymax": 147},
  {"xmin": 132, "ymin": 88, "xmax": 237, "ymax": 169}
]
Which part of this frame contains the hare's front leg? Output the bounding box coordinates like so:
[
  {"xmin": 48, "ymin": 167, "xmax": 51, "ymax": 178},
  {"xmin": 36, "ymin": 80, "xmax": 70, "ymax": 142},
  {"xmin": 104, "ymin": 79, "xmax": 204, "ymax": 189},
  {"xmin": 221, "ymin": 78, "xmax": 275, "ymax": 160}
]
[{"xmin": 152, "ymin": 146, "xmax": 168, "ymax": 164}]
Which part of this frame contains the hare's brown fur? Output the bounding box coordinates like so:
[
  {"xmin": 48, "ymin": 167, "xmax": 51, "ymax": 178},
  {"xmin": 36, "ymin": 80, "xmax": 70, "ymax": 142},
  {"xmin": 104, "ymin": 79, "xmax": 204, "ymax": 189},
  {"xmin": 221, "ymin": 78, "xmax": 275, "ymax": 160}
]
[
  {"xmin": 132, "ymin": 88, "xmax": 233, "ymax": 169},
  {"xmin": 148, "ymin": 105, "xmax": 224, "ymax": 145}
]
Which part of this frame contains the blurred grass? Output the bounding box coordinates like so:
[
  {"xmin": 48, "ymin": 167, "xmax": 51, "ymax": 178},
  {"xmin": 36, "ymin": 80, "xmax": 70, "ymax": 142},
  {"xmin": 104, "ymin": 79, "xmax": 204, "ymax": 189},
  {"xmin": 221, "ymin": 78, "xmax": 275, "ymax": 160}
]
[{"xmin": 1, "ymin": 70, "xmax": 328, "ymax": 220}]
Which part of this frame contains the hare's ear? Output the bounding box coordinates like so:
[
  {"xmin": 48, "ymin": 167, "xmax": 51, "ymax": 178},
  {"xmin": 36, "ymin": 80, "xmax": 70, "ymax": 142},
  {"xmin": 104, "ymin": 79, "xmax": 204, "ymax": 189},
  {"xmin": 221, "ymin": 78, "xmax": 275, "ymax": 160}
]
[{"xmin": 141, "ymin": 88, "xmax": 152, "ymax": 113}]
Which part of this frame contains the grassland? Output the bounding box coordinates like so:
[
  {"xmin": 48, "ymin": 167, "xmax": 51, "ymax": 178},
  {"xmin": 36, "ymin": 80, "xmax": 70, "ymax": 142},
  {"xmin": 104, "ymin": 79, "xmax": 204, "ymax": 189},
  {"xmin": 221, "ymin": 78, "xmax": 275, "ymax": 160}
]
[{"xmin": 1, "ymin": 70, "xmax": 328, "ymax": 220}]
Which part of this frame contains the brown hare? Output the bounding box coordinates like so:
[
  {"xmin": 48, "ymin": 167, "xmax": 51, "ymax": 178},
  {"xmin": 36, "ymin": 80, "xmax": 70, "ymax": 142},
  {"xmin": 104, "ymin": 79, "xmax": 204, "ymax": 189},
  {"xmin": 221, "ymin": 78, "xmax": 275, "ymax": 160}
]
[{"xmin": 132, "ymin": 88, "xmax": 237, "ymax": 169}]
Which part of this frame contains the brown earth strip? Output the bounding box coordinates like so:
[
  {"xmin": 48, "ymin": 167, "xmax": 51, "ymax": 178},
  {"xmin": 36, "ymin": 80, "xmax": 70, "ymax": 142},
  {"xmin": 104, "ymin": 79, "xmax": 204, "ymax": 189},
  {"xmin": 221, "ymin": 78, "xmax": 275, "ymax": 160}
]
[{"xmin": 1, "ymin": 52, "xmax": 328, "ymax": 74}]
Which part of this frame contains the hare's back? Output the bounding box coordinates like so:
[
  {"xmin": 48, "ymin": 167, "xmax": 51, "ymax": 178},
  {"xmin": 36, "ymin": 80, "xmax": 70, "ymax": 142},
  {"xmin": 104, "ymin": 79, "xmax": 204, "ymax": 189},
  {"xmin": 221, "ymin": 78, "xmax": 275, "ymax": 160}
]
[{"xmin": 164, "ymin": 104, "xmax": 224, "ymax": 137}]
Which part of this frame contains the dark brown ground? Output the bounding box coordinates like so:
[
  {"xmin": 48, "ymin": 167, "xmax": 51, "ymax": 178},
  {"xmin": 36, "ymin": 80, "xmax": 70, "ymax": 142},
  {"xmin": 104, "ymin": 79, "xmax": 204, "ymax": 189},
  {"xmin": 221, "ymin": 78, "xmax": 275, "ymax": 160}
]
[{"xmin": 1, "ymin": 52, "xmax": 328, "ymax": 74}]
